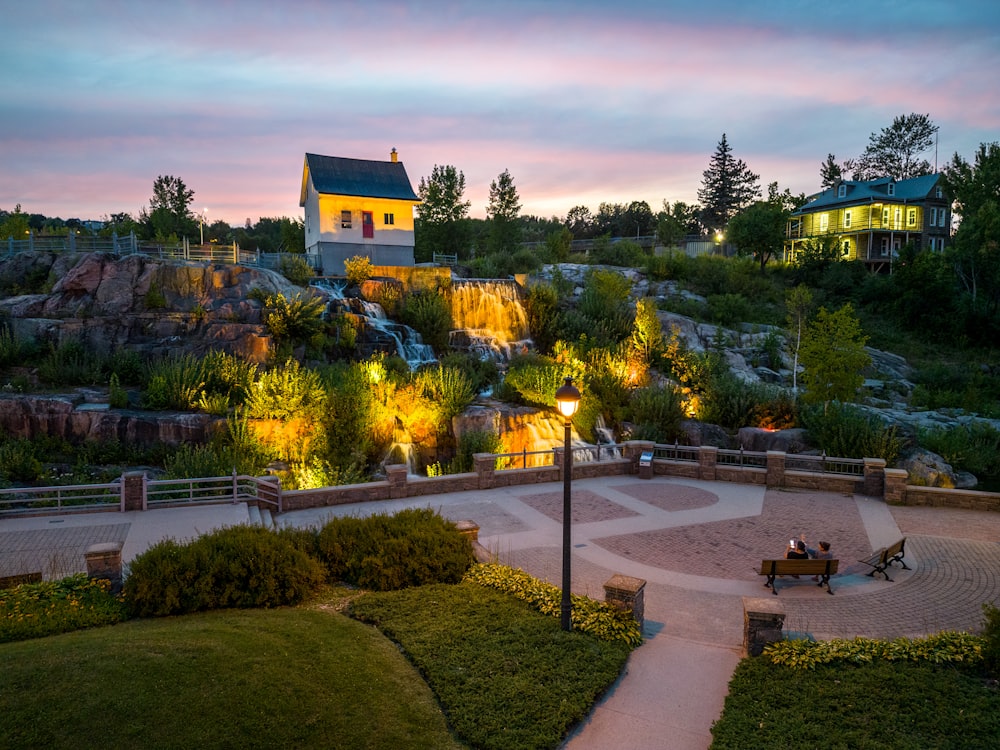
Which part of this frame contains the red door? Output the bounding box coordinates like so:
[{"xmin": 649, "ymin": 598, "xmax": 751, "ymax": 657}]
[{"xmin": 362, "ymin": 211, "xmax": 374, "ymax": 239}]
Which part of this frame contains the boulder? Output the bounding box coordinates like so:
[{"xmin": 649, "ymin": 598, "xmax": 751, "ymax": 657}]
[
  {"xmin": 898, "ymin": 449, "xmax": 962, "ymax": 488},
  {"xmin": 736, "ymin": 427, "xmax": 811, "ymax": 453}
]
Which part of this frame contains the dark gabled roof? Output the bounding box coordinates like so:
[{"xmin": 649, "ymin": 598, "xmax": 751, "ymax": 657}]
[
  {"xmin": 793, "ymin": 173, "xmax": 942, "ymax": 215},
  {"xmin": 299, "ymin": 153, "xmax": 420, "ymax": 206}
]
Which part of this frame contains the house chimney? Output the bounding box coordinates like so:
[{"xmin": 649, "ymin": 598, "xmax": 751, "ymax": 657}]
[{"xmin": 390, "ymin": 147, "xmax": 398, "ymax": 163}]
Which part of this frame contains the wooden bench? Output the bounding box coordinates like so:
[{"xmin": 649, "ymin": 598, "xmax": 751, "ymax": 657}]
[
  {"xmin": 859, "ymin": 537, "xmax": 910, "ymax": 581},
  {"xmin": 758, "ymin": 559, "xmax": 839, "ymax": 595}
]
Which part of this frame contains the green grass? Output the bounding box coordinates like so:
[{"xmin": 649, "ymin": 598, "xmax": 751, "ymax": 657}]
[
  {"xmin": 351, "ymin": 582, "xmax": 632, "ymax": 750},
  {"xmin": 0, "ymin": 606, "xmax": 462, "ymax": 750},
  {"xmin": 710, "ymin": 657, "xmax": 1000, "ymax": 749}
]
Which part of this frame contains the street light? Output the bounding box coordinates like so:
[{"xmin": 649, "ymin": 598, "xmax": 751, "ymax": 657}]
[
  {"xmin": 200, "ymin": 208, "xmax": 208, "ymax": 246},
  {"xmin": 555, "ymin": 375, "xmax": 581, "ymax": 631}
]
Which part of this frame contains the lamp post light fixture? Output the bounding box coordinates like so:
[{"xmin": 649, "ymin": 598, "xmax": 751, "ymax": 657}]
[{"xmin": 555, "ymin": 375, "xmax": 581, "ymax": 631}]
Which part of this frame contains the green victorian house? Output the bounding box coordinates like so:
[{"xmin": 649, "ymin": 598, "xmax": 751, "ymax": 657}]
[{"xmin": 784, "ymin": 174, "xmax": 951, "ymax": 272}]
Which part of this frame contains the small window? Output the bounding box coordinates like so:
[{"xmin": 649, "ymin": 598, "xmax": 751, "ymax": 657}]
[
  {"xmin": 819, "ymin": 213, "xmax": 829, "ymax": 232},
  {"xmin": 929, "ymin": 207, "xmax": 937, "ymax": 226},
  {"xmin": 907, "ymin": 208, "xmax": 916, "ymax": 227},
  {"xmin": 837, "ymin": 183, "xmax": 847, "ymax": 198},
  {"xmin": 887, "ymin": 182, "xmax": 895, "ymax": 197},
  {"xmin": 939, "ymin": 209, "xmax": 947, "ymax": 227},
  {"xmin": 340, "ymin": 210, "xmax": 352, "ymax": 229},
  {"xmin": 880, "ymin": 237, "xmax": 890, "ymax": 256},
  {"xmin": 882, "ymin": 208, "xmax": 889, "ymax": 226},
  {"xmin": 384, "ymin": 213, "xmax": 394, "ymax": 226},
  {"xmin": 842, "ymin": 240, "xmax": 850, "ymax": 257},
  {"xmin": 843, "ymin": 210, "xmax": 852, "ymax": 229},
  {"xmin": 936, "ymin": 186, "xmax": 943, "ymax": 199},
  {"xmin": 894, "ymin": 208, "xmax": 901, "ymax": 228}
]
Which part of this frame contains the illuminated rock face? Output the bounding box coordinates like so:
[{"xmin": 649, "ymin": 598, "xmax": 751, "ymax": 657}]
[{"xmin": 447, "ymin": 280, "xmax": 531, "ymax": 362}]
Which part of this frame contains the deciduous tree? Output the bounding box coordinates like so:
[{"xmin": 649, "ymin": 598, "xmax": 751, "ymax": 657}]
[
  {"xmin": 850, "ymin": 113, "xmax": 939, "ymax": 181},
  {"xmin": 799, "ymin": 303, "xmax": 870, "ymax": 406},
  {"xmin": 726, "ymin": 200, "xmax": 788, "ymax": 271},
  {"xmin": 146, "ymin": 175, "xmax": 196, "ymax": 240}
]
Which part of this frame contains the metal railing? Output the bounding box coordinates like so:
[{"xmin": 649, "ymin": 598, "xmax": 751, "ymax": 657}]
[
  {"xmin": 785, "ymin": 454, "xmax": 865, "ymax": 476},
  {"xmin": 653, "ymin": 443, "xmax": 699, "ymax": 462},
  {"xmin": 0, "ymin": 479, "xmax": 123, "ymax": 515},
  {"xmin": 432, "ymin": 252, "xmax": 458, "ymax": 267},
  {"xmin": 145, "ymin": 473, "xmax": 277, "ymax": 509},
  {"xmin": 717, "ymin": 448, "xmax": 768, "ymax": 469},
  {"xmin": 494, "ymin": 449, "xmax": 555, "ymax": 470}
]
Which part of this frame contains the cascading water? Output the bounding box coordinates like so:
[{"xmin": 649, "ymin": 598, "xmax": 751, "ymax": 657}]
[
  {"xmin": 312, "ymin": 279, "xmax": 436, "ymax": 370},
  {"xmin": 447, "ymin": 279, "xmax": 533, "ymax": 363}
]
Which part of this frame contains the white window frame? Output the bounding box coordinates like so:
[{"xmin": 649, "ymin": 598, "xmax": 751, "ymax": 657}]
[
  {"xmin": 882, "ymin": 208, "xmax": 890, "ymax": 226},
  {"xmin": 819, "ymin": 213, "xmax": 829, "ymax": 232},
  {"xmin": 929, "ymin": 207, "xmax": 938, "ymax": 227},
  {"xmin": 880, "ymin": 237, "xmax": 890, "ymax": 257},
  {"xmin": 837, "ymin": 183, "xmax": 847, "ymax": 198},
  {"xmin": 843, "ymin": 210, "xmax": 852, "ymax": 229},
  {"xmin": 340, "ymin": 210, "xmax": 352, "ymax": 229},
  {"xmin": 894, "ymin": 208, "xmax": 902, "ymax": 229},
  {"xmin": 907, "ymin": 208, "xmax": 916, "ymax": 227}
]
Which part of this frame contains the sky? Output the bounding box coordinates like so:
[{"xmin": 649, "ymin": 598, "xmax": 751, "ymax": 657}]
[{"xmin": 2, "ymin": 0, "xmax": 998, "ymax": 226}]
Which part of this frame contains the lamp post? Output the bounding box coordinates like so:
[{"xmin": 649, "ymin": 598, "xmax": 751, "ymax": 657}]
[
  {"xmin": 714, "ymin": 230, "xmax": 724, "ymax": 255},
  {"xmin": 555, "ymin": 376, "xmax": 581, "ymax": 631},
  {"xmin": 200, "ymin": 208, "xmax": 208, "ymax": 246}
]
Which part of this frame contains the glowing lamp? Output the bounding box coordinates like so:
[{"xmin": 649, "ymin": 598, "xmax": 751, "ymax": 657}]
[{"xmin": 555, "ymin": 377, "xmax": 581, "ymax": 420}]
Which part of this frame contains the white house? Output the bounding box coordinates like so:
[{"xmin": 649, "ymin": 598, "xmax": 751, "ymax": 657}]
[{"xmin": 299, "ymin": 149, "xmax": 420, "ymax": 274}]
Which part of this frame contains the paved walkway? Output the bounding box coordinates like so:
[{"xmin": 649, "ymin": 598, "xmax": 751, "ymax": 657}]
[{"xmin": 3, "ymin": 476, "xmax": 1000, "ymax": 749}]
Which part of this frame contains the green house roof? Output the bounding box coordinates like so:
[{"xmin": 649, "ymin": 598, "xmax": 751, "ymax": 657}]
[
  {"xmin": 300, "ymin": 153, "xmax": 420, "ymax": 205},
  {"xmin": 793, "ymin": 173, "xmax": 941, "ymax": 215}
]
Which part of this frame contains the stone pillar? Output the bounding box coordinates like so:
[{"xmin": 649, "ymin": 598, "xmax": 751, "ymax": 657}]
[
  {"xmin": 766, "ymin": 451, "xmax": 786, "ymax": 488},
  {"xmin": 604, "ymin": 574, "xmax": 646, "ymax": 630},
  {"xmin": 863, "ymin": 457, "xmax": 887, "ymax": 498},
  {"xmin": 474, "ymin": 453, "xmax": 496, "ymax": 489},
  {"xmin": 743, "ymin": 596, "xmax": 785, "ymax": 657},
  {"xmin": 85, "ymin": 542, "xmax": 124, "ymax": 593},
  {"xmin": 456, "ymin": 519, "xmax": 492, "ymax": 563},
  {"xmin": 698, "ymin": 445, "xmax": 718, "ymax": 481},
  {"xmin": 385, "ymin": 464, "xmax": 409, "ymax": 499},
  {"xmin": 122, "ymin": 471, "xmax": 146, "ymax": 512},
  {"xmin": 883, "ymin": 468, "xmax": 909, "ymax": 505}
]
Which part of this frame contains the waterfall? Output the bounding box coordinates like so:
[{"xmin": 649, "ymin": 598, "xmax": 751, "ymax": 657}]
[
  {"xmin": 312, "ymin": 279, "xmax": 436, "ymax": 370},
  {"xmin": 447, "ymin": 279, "xmax": 532, "ymax": 363}
]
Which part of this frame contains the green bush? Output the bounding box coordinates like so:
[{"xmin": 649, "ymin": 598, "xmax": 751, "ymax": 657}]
[
  {"xmin": 628, "ymin": 386, "xmax": 686, "ymax": 443},
  {"xmin": 0, "ymin": 438, "xmax": 44, "ymax": 483},
  {"xmin": 259, "ymin": 291, "xmax": 326, "ymax": 352},
  {"xmin": 316, "ymin": 508, "xmax": 473, "ymax": 591},
  {"xmin": 201, "ymin": 350, "xmax": 258, "ymax": 407},
  {"xmin": 108, "ymin": 373, "xmax": 129, "ymax": 409},
  {"xmin": 416, "ymin": 364, "xmax": 476, "ymax": 424},
  {"xmin": 143, "ymin": 353, "xmax": 206, "ymax": 410},
  {"xmin": 502, "ymin": 353, "xmax": 565, "ymax": 408},
  {"xmin": 124, "ymin": 525, "xmax": 325, "ymax": 617},
  {"xmin": 698, "ymin": 374, "xmax": 772, "ymax": 431},
  {"xmin": 36, "ymin": 339, "xmax": 104, "ymax": 386},
  {"xmin": 463, "ymin": 563, "xmax": 643, "ymax": 647},
  {"xmin": 244, "ymin": 358, "xmax": 325, "ymax": 420},
  {"xmin": 399, "ymin": 289, "xmax": 453, "ymax": 353},
  {"xmin": 436, "ymin": 352, "xmax": 500, "ymax": 395},
  {"xmin": 764, "ymin": 631, "xmax": 984, "ymax": 669},
  {"xmin": 919, "ymin": 422, "xmax": 1000, "ymax": 479},
  {"xmin": 343, "ymin": 255, "xmax": 373, "ymax": 287},
  {"xmin": 0, "ymin": 574, "xmax": 127, "ymax": 643},
  {"xmin": 278, "ymin": 254, "xmax": 316, "ymax": 286},
  {"xmin": 706, "ymin": 293, "xmax": 753, "ymax": 328},
  {"xmin": 799, "ymin": 402, "xmax": 904, "ymax": 463},
  {"xmin": 0, "ymin": 325, "xmax": 39, "ymax": 368}
]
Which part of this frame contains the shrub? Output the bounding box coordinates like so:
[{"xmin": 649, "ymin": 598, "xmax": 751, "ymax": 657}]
[
  {"xmin": 416, "ymin": 364, "xmax": 475, "ymax": 424},
  {"xmin": 799, "ymin": 402, "xmax": 904, "ymax": 463},
  {"xmin": 698, "ymin": 374, "xmax": 771, "ymax": 431},
  {"xmin": 244, "ymin": 358, "xmax": 325, "ymax": 420},
  {"xmin": 628, "ymin": 386, "xmax": 685, "ymax": 443},
  {"xmin": 316, "ymin": 508, "xmax": 473, "ymax": 591},
  {"xmin": 124, "ymin": 525, "xmax": 325, "ymax": 617},
  {"xmin": 259, "ymin": 292, "xmax": 326, "ymax": 351},
  {"xmin": 143, "ymin": 353, "xmax": 206, "ymax": 410},
  {"xmin": 36, "ymin": 339, "xmax": 104, "ymax": 386},
  {"xmin": 0, "ymin": 574, "xmax": 127, "ymax": 643},
  {"xmin": 764, "ymin": 632, "xmax": 984, "ymax": 669},
  {"xmin": 436, "ymin": 352, "xmax": 500, "ymax": 395},
  {"xmin": 343, "ymin": 254, "xmax": 373, "ymax": 287},
  {"xmin": 0, "ymin": 438, "xmax": 44, "ymax": 483},
  {"xmin": 463, "ymin": 563, "xmax": 643, "ymax": 647},
  {"xmin": 108, "ymin": 373, "xmax": 129, "ymax": 409},
  {"xmin": 502, "ymin": 353, "xmax": 565, "ymax": 408},
  {"xmin": 0, "ymin": 325, "xmax": 39, "ymax": 368},
  {"xmin": 706, "ymin": 293, "xmax": 753, "ymax": 328},
  {"xmin": 278, "ymin": 254, "xmax": 316, "ymax": 286},
  {"xmin": 399, "ymin": 289, "xmax": 452, "ymax": 353},
  {"xmin": 919, "ymin": 422, "xmax": 1000, "ymax": 479},
  {"xmin": 982, "ymin": 603, "xmax": 1000, "ymax": 678}
]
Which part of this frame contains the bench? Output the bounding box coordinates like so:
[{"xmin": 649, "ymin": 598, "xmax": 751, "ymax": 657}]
[
  {"xmin": 757, "ymin": 559, "xmax": 839, "ymax": 595},
  {"xmin": 859, "ymin": 537, "xmax": 910, "ymax": 581}
]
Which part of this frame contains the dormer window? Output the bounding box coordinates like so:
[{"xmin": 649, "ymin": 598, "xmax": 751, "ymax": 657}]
[
  {"xmin": 936, "ymin": 186, "xmax": 943, "ymax": 199},
  {"xmin": 837, "ymin": 183, "xmax": 847, "ymax": 198}
]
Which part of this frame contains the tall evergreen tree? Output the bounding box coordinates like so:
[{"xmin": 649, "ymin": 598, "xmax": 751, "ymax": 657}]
[
  {"xmin": 146, "ymin": 175, "xmax": 195, "ymax": 240},
  {"xmin": 416, "ymin": 164, "xmax": 471, "ymax": 261},
  {"xmin": 697, "ymin": 134, "xmax": 761, "ymax": 234},
  {"xmin": 486, "ymin": 168, "xmax": 521, "ymax": 254}
]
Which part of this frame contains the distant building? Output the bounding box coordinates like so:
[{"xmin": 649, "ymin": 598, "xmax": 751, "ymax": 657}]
[
  {"xmin": 785, "ymin": 174, "xmax": 951, "ymax": 272},
  {"xmin": 300, "ymin": 149, "xmax": 420, "ymax": 274}
]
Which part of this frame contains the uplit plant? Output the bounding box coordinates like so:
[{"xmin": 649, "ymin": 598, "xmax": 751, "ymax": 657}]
[{"xmin": 344, "ymin": 254, "xmax": 374, "ymax": 287}]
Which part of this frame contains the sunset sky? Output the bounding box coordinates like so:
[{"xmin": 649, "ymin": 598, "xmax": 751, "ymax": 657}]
[{"xmin": 2, "ymin": 0, "xmax": 998, "ymax": 226}]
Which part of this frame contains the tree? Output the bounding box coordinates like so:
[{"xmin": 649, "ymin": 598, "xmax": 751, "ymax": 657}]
[
  {"xmin": 146, "ymin": 175, "xmax": 195, "ymax": 240},
  {"xmin": 0, "ymin": 204, "xmax": 30, "ymax": 240},
  {"xmin": 726, "ymin": 200, "xmax": 788, "ymax": 271},
  {"xmin": 850, "ymin": 113, "xmax": 939, "ymax": 181},
  {"xmin": 486, "ymin": 168, "xmax": 521, "ymax": 254},
  {"xmin": 697, "ymin": 133, "xmax": 761, "ymax": 234},
  {"xmin": 785, "ymin": 285, "xmax": 813, "ymax": 393},
  {"xmin": 416, "ymin": 165, "xmax": 471, "ymax": 261},
  {"xmin": 565, "ymin": 205, "xmax": 594, "ymax": 238},
  {"xmin": 941, "ymin": 142, "xmax": 1000, "ymax": 322},
  {"xmin": 656, "ymin": 200, "xmax": 701, "ymax": 247},
  {"xmin": 820, "ymin": 153, "xmax": 844, "ymax": 190},
  {"xmin": 798, "ymin": 303, "xmax": 870, "ymax": 406}
]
